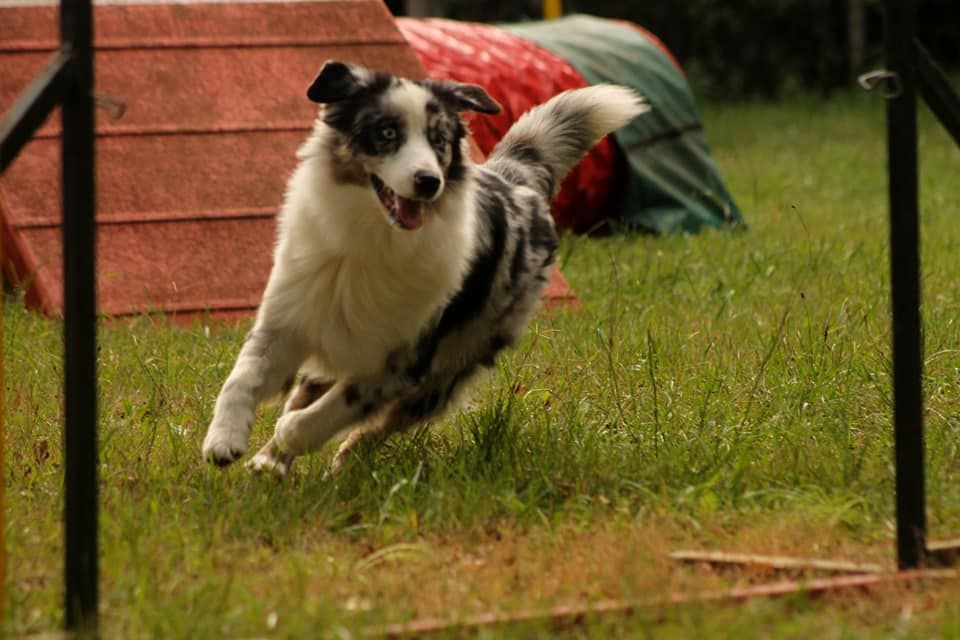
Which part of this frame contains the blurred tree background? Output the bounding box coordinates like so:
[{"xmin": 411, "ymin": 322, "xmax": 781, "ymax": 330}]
[{"xmin": 392, "ymin": 0, "xmax": 959, "ymax": 98}]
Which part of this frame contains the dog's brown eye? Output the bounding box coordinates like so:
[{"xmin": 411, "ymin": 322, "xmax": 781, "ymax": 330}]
[
  {"xmin": 431, "ymin": 131, "xmax": 447, "ymax": 148},
  {"xmin": 379, "ymin": 126, "xmax": 397, "ymax": 140}
]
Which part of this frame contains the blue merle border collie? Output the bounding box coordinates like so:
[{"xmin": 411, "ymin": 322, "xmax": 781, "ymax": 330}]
[{"xmin": 201, "ymin": 60, "xmax": 647, "ymax": 474}]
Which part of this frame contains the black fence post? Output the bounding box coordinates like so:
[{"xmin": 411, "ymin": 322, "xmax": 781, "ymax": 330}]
[
  {"xmin": 884, "ymin": 0, "xmax": 926, "ymax": 570},
  {"xmin": 60, "ymin": 0, "xmax": 99, "ymax": 629},
  {"xmin": 915, "ymin": 41, "xmax": 960, "ymax": 148}
]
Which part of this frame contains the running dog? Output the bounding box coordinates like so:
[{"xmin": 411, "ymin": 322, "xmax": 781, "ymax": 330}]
[{"xmin": 201, "ymin": 60, "xmax": 647, "ymax": 474}]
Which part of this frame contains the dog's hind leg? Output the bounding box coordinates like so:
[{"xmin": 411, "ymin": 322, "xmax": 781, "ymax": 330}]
[
  {"xmin": 202, "ymin": 328, "xmax": 304, "ymax": 467},
  {"xmin": 329, "ymin": 368, "xmax": 478, "ymax": 473},
  {"xmin": 247, "ymin": 376, "xmax": 334, "ymax": 475},
  {"xmin": 328, "ymin": 407, "xmax": 411, "ymax": 475}
]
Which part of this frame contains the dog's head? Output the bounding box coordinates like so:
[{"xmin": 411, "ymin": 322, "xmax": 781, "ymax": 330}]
[{"xmin": 307, "ymin": 60, "xmax": 500, "ymax": 230}]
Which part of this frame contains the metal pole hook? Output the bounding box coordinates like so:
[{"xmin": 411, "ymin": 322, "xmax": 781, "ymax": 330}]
[
  {"xmin": 92, "ymin": 91, "xmax": 126, "ymax": 119},
  {"xmin": 858, "ymin": 69, "xmax": 903, "ymax": 99}
]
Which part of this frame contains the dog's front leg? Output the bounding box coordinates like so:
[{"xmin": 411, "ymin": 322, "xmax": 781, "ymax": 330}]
[
  {"xmin": 247, "ymin": 376, "xmax": 334, "ymax": 475},
  {"xmin": 274, "ymin": 377, "xmax": 412, "ymax": 458},
  {"xmin": 202, "ymin": 327, "xmax": 303, "ymax": 466},
  {"xmin": 246, "ymin": 436, "xmax": 296, "ymax": 475}
]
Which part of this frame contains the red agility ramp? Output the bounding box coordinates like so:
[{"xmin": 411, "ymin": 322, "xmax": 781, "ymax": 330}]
[{"xmin": 0, "ymin": 1, "xmax": 576, "ymax": 319}]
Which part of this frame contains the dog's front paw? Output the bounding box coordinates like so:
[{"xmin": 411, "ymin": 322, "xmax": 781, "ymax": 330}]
[
  {"xmin": 244, "ymin": 451, "xmax": 293, "ymax": 476},
  {"xmin": 202, "ymin": 429, "xmax": 248, "ymax": 467},
  {"xmin": 202, "ymin": 408, "xmax": 253, "ymax": 467},
  {"xmin": 246, "ymin": 444, "xmax": 293, "ymax": 476}
]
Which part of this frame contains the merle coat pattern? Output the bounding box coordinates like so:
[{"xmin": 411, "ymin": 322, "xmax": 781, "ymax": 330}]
[{"xmin": 201, "ymin": 60, "xmax": 647, "ymax": 474}]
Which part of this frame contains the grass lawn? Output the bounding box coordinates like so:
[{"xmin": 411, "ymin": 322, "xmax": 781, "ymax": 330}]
[{"xmin": 6, "ymin": 88, "xmax": 960, "ymax": 637}]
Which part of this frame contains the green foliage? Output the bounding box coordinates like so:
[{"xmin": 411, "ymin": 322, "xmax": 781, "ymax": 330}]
[
  {"xmin": 448, "ymin": 0, "xmax": 960, "ymax": 98},
  {"xmin": 571, "ymin": 0, "xmax": 850, "ymax": 97}
]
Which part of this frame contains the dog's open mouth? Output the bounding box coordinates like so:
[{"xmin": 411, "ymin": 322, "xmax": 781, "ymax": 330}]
[{"xmin": 370, "ymin": 174, "xmax": 425, "ymax": 230}]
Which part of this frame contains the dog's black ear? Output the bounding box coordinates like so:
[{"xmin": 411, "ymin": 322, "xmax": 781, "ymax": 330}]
[
  {"xmin": 307, "ymin": 60, "xmax": 372, "ymax": 104},
  {"xmin": 428, "ymin": 80, "xmax": 501, "ymax": 115}
]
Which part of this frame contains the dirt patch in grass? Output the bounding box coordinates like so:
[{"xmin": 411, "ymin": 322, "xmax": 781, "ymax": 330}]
[{"xmin": 253, "ymin": 515, "xmax": 951, "ymax": 633}]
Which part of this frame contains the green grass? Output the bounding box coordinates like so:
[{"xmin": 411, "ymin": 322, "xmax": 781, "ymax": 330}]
[{"xmin": 6, "ymin": 89, "xmax": 960, "ymax": 637}]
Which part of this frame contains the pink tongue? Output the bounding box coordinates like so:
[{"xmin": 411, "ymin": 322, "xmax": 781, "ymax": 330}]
[{"xmin": 396, "ymin": 197, "xmax": 424, "ymax": 230}]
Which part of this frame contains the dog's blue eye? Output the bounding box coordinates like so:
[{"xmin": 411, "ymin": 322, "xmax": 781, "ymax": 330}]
[
  {"xmin": 380, "ymin": 126, "xmax": 397, "ymax": 140},
  {"xmin": 431, "ymin": 132, "xmax": 447, "ymax": 148}
]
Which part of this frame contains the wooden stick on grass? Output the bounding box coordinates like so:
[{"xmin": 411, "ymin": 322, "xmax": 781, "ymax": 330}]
[
  {"xmin": 367, "ymin": 569, "xmax": 957, "ymax": 638},
  {"xmin": 668, "ymin": 549, "xmax": 886, "ymax": 574}
]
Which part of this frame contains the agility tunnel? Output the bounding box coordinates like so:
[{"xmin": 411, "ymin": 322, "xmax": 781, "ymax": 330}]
[{"xmin": 1, "ymin": 3, "xmax": 737, "ymax": 319}]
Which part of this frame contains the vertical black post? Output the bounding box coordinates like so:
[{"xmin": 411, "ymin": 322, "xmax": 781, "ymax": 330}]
[
  {"xmin": 885, "ymin": 0, "xmax": 926, "ymax": 570},
  {"xmin": 60, "ymin": 0, "xmax": 98, "ymax": 629}
]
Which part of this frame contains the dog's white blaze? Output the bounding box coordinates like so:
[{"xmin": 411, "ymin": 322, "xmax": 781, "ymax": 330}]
[{"xmin": 373, "ymin": 83, "xmax": 444, "ymax": 199}]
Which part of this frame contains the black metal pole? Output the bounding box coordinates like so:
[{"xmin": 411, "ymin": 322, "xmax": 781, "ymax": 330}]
[
  {"xmin": 60, "ymin": 0, "xmax": 98, "ymax": 629},
  {"xmin": 0, "ymin": 49, "xmax": 70, "ymax": 173},
  {"xmin": 885, "ymin": 0, "xmax": 926, "ymax": 570},
  {"xmin": 915, "ymin": 41, "xmax": 960, "ymax": 149}
]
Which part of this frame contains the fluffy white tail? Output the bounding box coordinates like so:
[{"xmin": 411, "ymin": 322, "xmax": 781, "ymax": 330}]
[{"xmin": 487, "ymin": 84, "xmax": 649, "ymax": 198}]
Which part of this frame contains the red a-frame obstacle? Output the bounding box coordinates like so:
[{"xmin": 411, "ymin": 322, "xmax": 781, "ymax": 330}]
[{"xmin": 0, "ymin": 0, "xmax": 575, "ymax": 321}]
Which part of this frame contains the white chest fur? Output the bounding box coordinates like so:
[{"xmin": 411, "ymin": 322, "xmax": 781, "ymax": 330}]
[{"xmin": 258, "ymin": 154, "xmax": 476, "ymax": 378}]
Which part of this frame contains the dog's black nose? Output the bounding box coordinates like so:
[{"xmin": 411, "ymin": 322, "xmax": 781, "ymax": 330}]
[{"xmin": 414, "ymin": 171, "xmax": 441, "ymax": 199}]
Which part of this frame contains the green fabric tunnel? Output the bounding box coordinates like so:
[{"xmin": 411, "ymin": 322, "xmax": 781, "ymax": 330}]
[{"xmin": 505, "ymin": 15, "xmax": 744, "ymax": 234}]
